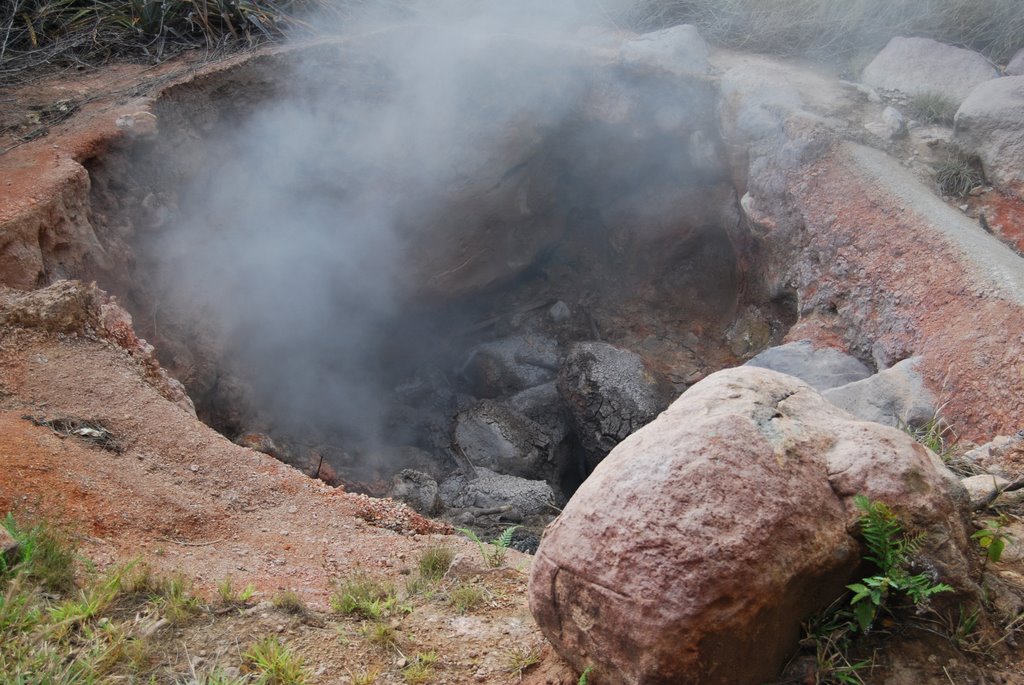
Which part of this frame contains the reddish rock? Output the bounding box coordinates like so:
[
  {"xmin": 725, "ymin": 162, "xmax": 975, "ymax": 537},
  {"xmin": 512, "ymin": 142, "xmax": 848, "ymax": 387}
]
[{"xmin": 529, "ymin": 366, "xmax": 972, "ymax": 685}]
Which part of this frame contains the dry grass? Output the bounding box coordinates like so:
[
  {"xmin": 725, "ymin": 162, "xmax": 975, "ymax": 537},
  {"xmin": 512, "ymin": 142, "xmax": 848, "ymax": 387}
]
[{"xmin": 621, "ymin": 0, "xmax": 1024, "ymax": 64}]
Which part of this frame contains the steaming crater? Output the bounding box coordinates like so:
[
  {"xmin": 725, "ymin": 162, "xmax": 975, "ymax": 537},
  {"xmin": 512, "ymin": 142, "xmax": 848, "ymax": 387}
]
[{"xmin": 83, "ymin": 28, "xmax": 795, "ymax": 538}]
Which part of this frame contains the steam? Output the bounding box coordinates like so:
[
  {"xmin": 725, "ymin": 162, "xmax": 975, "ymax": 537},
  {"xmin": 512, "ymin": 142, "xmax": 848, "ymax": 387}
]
[{"xmin": 154, "ymin": 0, "xmax": 694, "ymax": 448}]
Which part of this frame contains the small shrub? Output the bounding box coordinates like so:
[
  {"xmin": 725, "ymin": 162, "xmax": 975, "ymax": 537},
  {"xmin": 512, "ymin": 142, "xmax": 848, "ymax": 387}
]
[
  {"xmin": 418, "ymin": 546, "xmax": 454, "ymax": 582},
  {"xmin": 244, "ymin": 636, "xmax": 309, "ymax": 685},
  {"xmin": 935, "ymin": 154, "xmax": 985, "ymax": 198},
  {"xmin": 348, "ymin": 667, "xmax": 381, "ymax": 685},
  {"xmin": 360, "ymin": 621, "xmax": 399, "ymax": 652},
  {"xmin": 152, "ymin": 574, "xmax": 201, "ymax": 625},
  {"xmin": 907, "ymin": 92, "xmax": 958, "ymax": 125}
]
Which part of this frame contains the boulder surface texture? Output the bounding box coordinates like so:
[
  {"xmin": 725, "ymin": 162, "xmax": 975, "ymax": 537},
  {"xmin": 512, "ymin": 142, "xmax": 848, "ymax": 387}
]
[
  {"xmin": 955, "ymin": 75, "xmax": 1024, "ymax": 198},
  {"xmin": 861, "ymin": 36, "xmax": 998, "ymax": 102},
  {"xmin": 530, "ymin": 366, "xmax": 970, "ymax": 685},
  {"xmin": 745, "ymin": 339, "xmax": 871, "ymax": 391}
]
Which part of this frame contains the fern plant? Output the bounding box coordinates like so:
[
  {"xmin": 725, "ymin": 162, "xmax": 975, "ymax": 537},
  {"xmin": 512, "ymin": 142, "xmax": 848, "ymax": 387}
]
[
  {"xmin": 846, "ymin": 495, "xmax": 952, "ymax": 633},
  {"xmin": 457, "ymin": 526, "xmax": 519, "ymax": 568}
]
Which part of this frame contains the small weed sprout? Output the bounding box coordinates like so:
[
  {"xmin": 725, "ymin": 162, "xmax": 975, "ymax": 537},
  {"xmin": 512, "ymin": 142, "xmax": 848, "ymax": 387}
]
[
  {"xmin": 578, "ymin": 666, "xmax": 594, "ymax": 685},
  {"xmin": 900, "ymin": 413, "xmax": 956, "ymax": 460},
  {"xmin": 457, "ymin": 526, "xmax": 519, "ymax": 568},
  {"xmin": 2, "ymin": 512, "xmax": 78, "ymax": 592},
  {"xmin": 348, "ymin": 666, "xmax": 381, "ymax": 685},
  {"xmin": 418, "ymin": 546, "xmax": 454, "ymax": 582},
  {"xmin": 360, "ymin": 621, "xmax": 400, "ymax": 652},
  {"xmin": 907, "ymin": 92, "xmax": 958, "ymax": 125},
  {"xmin": 244, "ymin": 636, "xmax": 309, "ymax": 685}
]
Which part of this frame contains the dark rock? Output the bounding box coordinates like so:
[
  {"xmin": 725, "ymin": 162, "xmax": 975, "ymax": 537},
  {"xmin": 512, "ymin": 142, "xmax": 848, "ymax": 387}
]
[
  {"xmin": 452, "ymin": 401, "xmax": 557, "ymax": 482},
  {"xmin": 439, "ymin": 467, "xmax": 556, "ymax": 520},
  {"xmin": 557, "ymin": 341, "xmax": 668, "ymax": 468}
]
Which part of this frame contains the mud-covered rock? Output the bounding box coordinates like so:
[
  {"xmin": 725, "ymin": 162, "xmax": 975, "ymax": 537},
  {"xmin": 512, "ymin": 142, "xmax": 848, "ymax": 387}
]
[
  {"xmin": 745, "ymin": 340, "xmax": 872, "ymax": 391},
  {"xmin": 822, "ymin": 357, "xmax": 936, "ymax": 428},
  {"xmin": 530, "ymin": 366, "xmax": 972, "ymax": 685},
  {"xmin": 954, "ymin": 76, "xmax": 1024, "ymax": 198},
  {"xmin": 862, "ymin": 37, "xmax": 998, "ymax": 103},
  {"xmin": 388, "ymin": 469, "xmax": 441, "ymax": 516},
  {"xmin": 452, "ymin": 401, "xmax": 558, "ymax": 482},
  {"xmin": 460, "ymin": 334, "xmax": 559, "ymax": 398},
  {"xmin": 557, "ymin": 342, "xmax": 668, "ymax": 469},
  {"xmin": 506, "ymin": 382, "xmax": 571, "ymax": 444}
]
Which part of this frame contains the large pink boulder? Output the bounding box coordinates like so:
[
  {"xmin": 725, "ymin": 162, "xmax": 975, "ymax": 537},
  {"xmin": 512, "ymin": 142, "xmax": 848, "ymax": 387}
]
[{"xmin": 529, "ymin": 366, "xmax": 972, "ymax": 685}]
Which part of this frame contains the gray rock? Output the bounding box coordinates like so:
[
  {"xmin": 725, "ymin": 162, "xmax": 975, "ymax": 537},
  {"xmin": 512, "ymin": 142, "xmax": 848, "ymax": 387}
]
[
  {"xmin": 530, "ymin": 366, "xmax": 972, "ymax": 685},
  {"xmin": 961, "ymin": 474, "xmax": 1010, "ymax": 510},
  {"xmin": 862, "ymin": 37, "xmax": 998, "ymax": 103},
  {"xmin": 745, "ymin": 340, "xmax": 872, "ymax": 391},
  {"xmin": 439, "ymin": 467, "xmax": 555, "ymax": 518},
  {"xmin": 618, "ymin": 25, "xmax": 709, "ymax": 78},
  {"xmin": 452, "ymin": 400, "xmax": 556, "ymax": 482},
  {"xmin": 954, "ymin": 76, "xmax": 1024, "ymax": 198},
  {"xmin": 460, "ymin": 334, "xmax": 559, "ymax": 398},
  {"xmin": 548, "ymin": 300, "xmax": 571, "ymax": 323},
  {"xmin": 823, "ymin": 357, "xmax": 936, "ymax": 428},
  {"xmin": 1007, "ymin": 48, "xmax": 1024, "ymax": 76},
  {"xmin": 557, "ymin": 342, "xmax": 668, "ymax": 467},
  {"xmin": 865, "ymin": 106, "xmax": 906, "ymax": 140},
  {"xmin": 388, "ymin": 470, "xmax": 441, "ymax": 516}
]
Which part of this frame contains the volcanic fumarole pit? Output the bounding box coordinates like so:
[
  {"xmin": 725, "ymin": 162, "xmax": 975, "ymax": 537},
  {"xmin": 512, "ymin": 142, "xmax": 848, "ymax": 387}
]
[{"xmin": 77, "ymin": 12, "xmax": 797, "ymax": 543}]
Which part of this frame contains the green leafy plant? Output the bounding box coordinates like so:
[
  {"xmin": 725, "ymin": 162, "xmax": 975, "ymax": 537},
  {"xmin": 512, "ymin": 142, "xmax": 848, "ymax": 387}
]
[
  {"xmin": 244, "ymin": 637, "xmax": 309, "ymax": 685},
  {"xmin": 578, "ymin": 666, "xmax": 594, "ymax": 685},
  {"xmin": 2, "ymin": 512, "xmax": 78, "ymax": 593},
  {"xmin": 846, "ymin": 495, "xmax": 953, "ymax": 633},
  {"xmin": 972, "ymin": 516, "xmax": 1011, "ymax": 564},
  {"xmin": 457, "ymin": 526, "xmax": 519, "ymax": 568}
]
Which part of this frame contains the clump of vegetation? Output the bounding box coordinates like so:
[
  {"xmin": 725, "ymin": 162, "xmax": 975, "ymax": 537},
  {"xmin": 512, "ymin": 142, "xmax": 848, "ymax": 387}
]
[
  {"xmin": 418, "ymin": 545, "xmax": 454, "ymax": 582},
  {"xmin": 504, "ymin": 644, "xmax": 542, "ymax": 680},
  {"xmin": 907, "ymin": 92, "xmax": 958, "ymax": 126},
  {"xmin": 935, "ymin": 153, "xmax": 985, "ymax": 198},
  {"xmin": 447, "ymin": 582, "xmax": 486, "ymax": 614},
  {"xmin": 458, "ymin": 525, "xmax": 519, "ymax": 568},
  {"xmin": 272, "ymin": 589, "xmax": 308, "ymax": 615},
  {"xmin": 330, "ymin": 572, "xmax": 398, "ymax": 618},
  {"xmin": 900, "ymin": 413, "xmax": 957, "ymax": 461},
  {"xmin": 2, "ymin": 512, "xmax": 77, "ymax": 592},
  {"xmin": 360, "ymin": 620, "xmax": 400, "ymax": 652},
  {"xmin": 402, "ymin": 651, "xmax": 438, "ymax": 684},
  {"xmin": 244, "ymin": 636, "xmax": 309, "ymax": 685},
  {"xmin": 218, "ymin": 576, "xmax": 257, "ymax": 606}
]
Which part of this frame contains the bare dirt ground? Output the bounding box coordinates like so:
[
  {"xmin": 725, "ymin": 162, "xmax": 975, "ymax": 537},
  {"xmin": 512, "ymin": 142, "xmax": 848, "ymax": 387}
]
[{"xmin": 0, "ymin": 323, "xmax": 573, "ymax": 684}]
